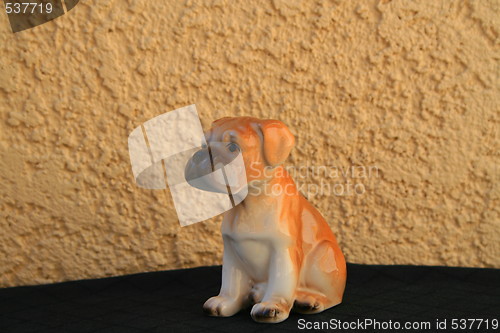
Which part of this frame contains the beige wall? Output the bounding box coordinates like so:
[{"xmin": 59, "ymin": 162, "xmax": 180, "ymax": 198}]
[{"xmin": 0, "ymin": 0, "xmax": 498, "ymax": 287}]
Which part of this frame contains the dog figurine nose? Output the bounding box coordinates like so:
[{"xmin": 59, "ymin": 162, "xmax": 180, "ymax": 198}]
[{"xmin": 192, "ymin": 149, "xmax": 207, "ymax": 164}]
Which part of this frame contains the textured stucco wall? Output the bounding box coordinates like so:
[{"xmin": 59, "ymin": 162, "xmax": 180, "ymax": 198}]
[{"xmin": 0, "ymin": 0, "xmax": 498, "ymax": 287}]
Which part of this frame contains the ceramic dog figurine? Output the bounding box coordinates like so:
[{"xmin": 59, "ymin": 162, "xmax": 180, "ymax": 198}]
[{"xmin": 185, "ymin": 117, "xmax": 346, "ymax": 323}]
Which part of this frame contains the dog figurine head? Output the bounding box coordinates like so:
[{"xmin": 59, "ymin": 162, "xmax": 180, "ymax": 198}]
[{"xmin": 185, "ymin": 117, "xmax": 295, "ymax": 193}]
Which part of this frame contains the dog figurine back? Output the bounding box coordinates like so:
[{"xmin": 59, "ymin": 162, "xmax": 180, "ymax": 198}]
[{"xmin": 185, "ymin": 117, "xmax": 346, "ymax": 323}]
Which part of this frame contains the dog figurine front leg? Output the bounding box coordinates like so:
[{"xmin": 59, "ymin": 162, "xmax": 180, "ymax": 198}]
[
  {"xmin": 203, "ymin": 238, "xmax": 251, "ymax": 317},
  {"xmin": 251, "ymin": 245, "xmax": 297, "ymax": 323}
]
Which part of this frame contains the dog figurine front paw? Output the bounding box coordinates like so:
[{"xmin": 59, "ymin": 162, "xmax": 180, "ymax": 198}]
[
  {"xmin": 251, "ymin": 297, "xmax": 291, "ymax": 323},
  {"xmin": 186, "ymin": 117, "xmax": 347, "ymax": 323},
  {"xmin": 203, "ymin": 295, "xmax": 243, "ymax": 317}
]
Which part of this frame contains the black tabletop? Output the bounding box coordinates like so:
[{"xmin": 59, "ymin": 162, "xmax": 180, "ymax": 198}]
[{"xmin": 0, "ymin": 264, "xmax": 498, "ymax": 332}]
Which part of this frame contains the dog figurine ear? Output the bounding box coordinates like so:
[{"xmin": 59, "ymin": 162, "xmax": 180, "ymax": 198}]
[{"xmin": 259, "ymin": 120, "xmax": 295, "ymax": 167}]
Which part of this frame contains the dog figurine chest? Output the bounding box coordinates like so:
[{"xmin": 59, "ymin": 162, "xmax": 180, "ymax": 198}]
[{"xmin": 221, "ymin": 196, "xmax": 287, "ymax": 283}]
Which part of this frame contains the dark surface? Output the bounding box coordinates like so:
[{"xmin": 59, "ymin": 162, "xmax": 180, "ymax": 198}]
[{"xmin": 0, "ymin": 264, "xmax": 498, "ymax": 332}]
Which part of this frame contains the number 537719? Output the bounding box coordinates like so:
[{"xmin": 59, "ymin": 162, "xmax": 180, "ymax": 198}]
[{"xmin": 5, "ymin": 2, "xmax": 54, "ymax": 14}]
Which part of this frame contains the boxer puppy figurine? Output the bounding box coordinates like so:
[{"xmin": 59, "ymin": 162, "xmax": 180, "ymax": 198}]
[{"xmin": 185, "ymin": 117, "xmax": 346, "ymax": 323}]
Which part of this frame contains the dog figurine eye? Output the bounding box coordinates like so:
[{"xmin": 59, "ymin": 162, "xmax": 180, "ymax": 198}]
[
  {"xmin": 227, "ymin": 142, "xmax": 240, "ymax": 152},
  {"xmin": 201, "ymin": 143, "xmax": 207, "ymax": 149}
]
